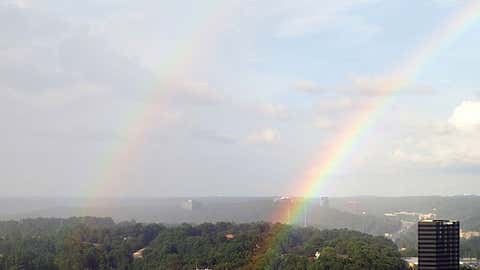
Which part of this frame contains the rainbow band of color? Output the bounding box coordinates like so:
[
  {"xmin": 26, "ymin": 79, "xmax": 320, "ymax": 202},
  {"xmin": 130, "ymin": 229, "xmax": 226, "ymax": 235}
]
[
  {"xmin": 275, "ymin": 1, "xmax": 480, "ymax": 226},
  {"xmin": 83, "ymin": 0, "xmax": 235, "ymax": 203},
  {"xmin": 254, "ymin": 2, "xmax": 480, "ymax": 267}
]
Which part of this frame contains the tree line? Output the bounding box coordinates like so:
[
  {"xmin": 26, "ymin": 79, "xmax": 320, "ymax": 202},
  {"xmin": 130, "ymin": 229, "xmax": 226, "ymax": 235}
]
[{"xmin": 0, "ymin": 217, "xmax": 407, "ymax": 270}]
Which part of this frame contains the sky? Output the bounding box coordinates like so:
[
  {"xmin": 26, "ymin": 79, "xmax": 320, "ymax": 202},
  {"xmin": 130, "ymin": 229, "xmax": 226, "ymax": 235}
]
[{"xmin": 1, "ymin": 0, "xmax": 480, "ymax": 197}]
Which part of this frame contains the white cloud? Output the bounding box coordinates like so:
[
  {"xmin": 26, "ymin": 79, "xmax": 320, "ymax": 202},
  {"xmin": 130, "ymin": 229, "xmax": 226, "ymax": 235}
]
[
  {"xmin": 429, "ymin": 0, "xmax": 463, "ymax": 7},
  {"xmin": 312, "ymin": 116, "xmax": 333, "ymax": 129},
  {"xmin": 316, "ymin": 97, "xmax": 355, "ymax": 111},
  {"xmin": 192, "ymin": 129, "xmax": 238, "ymax": 145},
  {"xmin": 0, "ymin": 3, "xmax": 149, "ymax": 101},
  {"xmin": 2, "ymin": 0, "xmax": 29, "ymax": 8},
  {"xmin": 393, "ymin": 133, "xmax": 480, "ymax": 166},
  {"xmin": 260, "ymin": 103, "xmax": 289, "ymax": 118},
  {"xmin": 1, "ymin": 82, "xmax": 108, "ymax": 108},
  {"xmin": 448, "ymin": 101, "xmax": 480, "ymax": 132},
  {"xmin": 348, "ymin": 75, "xmax": 400, "ymax": 96},
  {"xmin": 347, "ymin": 75, "xmax": 434, "ymax": 96},
  {"xmin": 394, "ymin": 100, "xmax": 480, "ymax": 166},
  {"xmin": 167, "ymin": 80, "xmax": 225, "ymax": 107},
  {"xmin": 291, "ymin": 74, "xmax": 433, "ymax": 99},
  {"xmin": 245, "ymin": 128, "xmax": 279, "ymax": 144},
  {"xmin": 274, "ymin": 0, "xmax": 377, "ymax": 38},
  {"xmin": 292, "ymin": 80, "xmax": 320, "ymax": 93}
]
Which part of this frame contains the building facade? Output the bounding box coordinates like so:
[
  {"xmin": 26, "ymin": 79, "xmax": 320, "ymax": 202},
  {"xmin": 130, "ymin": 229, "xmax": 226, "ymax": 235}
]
[
  {"xmin": 180, "ymin": 199, "xmax": 201, "ymax": 211},
  {"xmin": 418, "ymin": 220, "xmax": 460, "ymax": 270},
  {"xmin": 319, "ymin": 196, "xmax": 329, "ymax": 208}
]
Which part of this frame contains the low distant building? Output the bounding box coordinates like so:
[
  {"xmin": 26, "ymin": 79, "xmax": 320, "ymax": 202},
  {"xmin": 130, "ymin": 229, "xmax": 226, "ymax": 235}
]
[
  {"xmin": 461, "ymin": 257, "xmax": 478, "ymax": 268},
  {"xmin": 133, "ymin": 248, "xmax": 146, "ymax": 259},
  {"xmin": 180, "ymin": 199, "xmax": 202, "ymax": 211},
  {"xmin": 345, "ymin": 200, "xmax": 360, "ymax": 214},
  {"xmin": 460, "ymin": 230, "xmax": 480, "ymax": 239},
  {"xmin": 225, "ymin": 233, "xmax": 235, "ymax": 240},
  {"xmin": 418, "ymin": 213, "xmax": 436, "ymax": 220},
  {"xmin": 383, "ymin": 211, "xmax": 436, "ymax": 221},
  {"xmin": 319, "ymin": 196, "xmax": 329, "ymax": 208},
  {"xmin": 273, "ymin": 196, "xmax": 293, "ymax": 203},
  {"xmin": 273, "ymin": 196, "xmax": 294, "ymax": 224},
  {"xmin": 404, "ymin": 257, "xmax": 418, "ymax": 269}
]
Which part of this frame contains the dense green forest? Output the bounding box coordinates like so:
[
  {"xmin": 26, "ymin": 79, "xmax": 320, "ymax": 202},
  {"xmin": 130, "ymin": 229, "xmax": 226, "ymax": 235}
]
[{"xmin": 0, "ymin": 217, "xmax": 407, "ymax": 270}]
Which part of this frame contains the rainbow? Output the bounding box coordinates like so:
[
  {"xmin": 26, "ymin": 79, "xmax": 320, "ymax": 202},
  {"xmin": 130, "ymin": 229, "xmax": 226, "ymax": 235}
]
[
  {"xmin": 83, "ymin": 1, "xmax": 236, "ymax": 203},
  {"xmin": 273, "ymin": 0, "xmax": 480, "ymax": 225},
  {"xmin": 252, "ymin": 0, "xmax": 480, "ymax": 266}
]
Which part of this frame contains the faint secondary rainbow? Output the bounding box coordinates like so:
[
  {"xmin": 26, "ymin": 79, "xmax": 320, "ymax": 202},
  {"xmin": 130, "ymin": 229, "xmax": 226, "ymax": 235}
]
[
  {"xmin": 270, "ymin": 0, "xmax": 480, "ymax": 228},
  {"xmin": 82, "ymin": 1, "xmax": 236, "ymax": 205}
]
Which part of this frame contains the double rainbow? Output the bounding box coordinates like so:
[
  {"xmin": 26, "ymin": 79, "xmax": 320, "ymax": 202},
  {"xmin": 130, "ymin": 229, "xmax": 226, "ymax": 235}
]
[{"xmin": 87, "ymin": 0, "xmax": 479, "ymax": 243}]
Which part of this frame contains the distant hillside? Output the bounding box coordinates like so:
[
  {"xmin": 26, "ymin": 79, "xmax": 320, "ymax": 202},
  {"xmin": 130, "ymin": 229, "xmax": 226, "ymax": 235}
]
[
  {"xmin": 6, "ymin": 195, "xmax": 480, "ymax": 235},
  {"xmin": 309, "ymin": 207, "xmax": 400, "ymax": 235},
  {"xmin": 329, "ymin": 195, "xmax": 480, "ymax": 221},
  {"xmin": 0, "ymin": 216, "xmax": 115, "ymax": 236},
  {"xmin": 0, "ymin": 197, "xmax": 400, "ymax": 236},
  {"xmin": 460, "ymin": 215, "xmax": 480, "ymax": 231}
]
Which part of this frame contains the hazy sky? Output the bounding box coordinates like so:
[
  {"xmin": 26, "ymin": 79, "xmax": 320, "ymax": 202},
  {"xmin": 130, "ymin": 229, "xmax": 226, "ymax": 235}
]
[{"xmin": 2, "ymin": 0, "xmax": 480, "ymax": 197}]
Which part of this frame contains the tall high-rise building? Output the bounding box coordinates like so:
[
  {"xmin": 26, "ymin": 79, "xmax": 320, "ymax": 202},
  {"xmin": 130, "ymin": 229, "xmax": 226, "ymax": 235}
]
[{"xmin": 418, "ymin": 220, "xmax": 459, "ymax": 270}]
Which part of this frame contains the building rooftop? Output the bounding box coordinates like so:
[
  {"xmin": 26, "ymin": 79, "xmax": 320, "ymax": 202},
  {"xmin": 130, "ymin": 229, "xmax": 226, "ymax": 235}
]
[{"xmin": 419, "ymin": 219, "xmax": 458, "ymax": 224}]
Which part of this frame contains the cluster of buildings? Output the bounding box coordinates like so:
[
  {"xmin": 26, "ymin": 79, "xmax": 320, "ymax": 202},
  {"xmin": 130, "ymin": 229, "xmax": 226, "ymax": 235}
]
[
  {"xmin": 461, "ymin": 230, "xmax": 480, "ymax": 240},
  {"xmin": 384, "ymin": 211, "xmax": 437, "ymax": 221}
]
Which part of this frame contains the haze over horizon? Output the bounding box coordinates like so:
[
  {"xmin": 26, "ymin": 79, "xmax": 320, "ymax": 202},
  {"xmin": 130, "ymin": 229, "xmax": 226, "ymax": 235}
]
[{"xmin": 2, "ymin": 0, "xmax": 480, "ymax": 198}]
